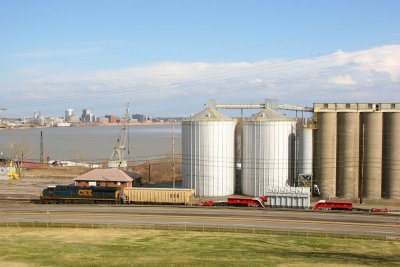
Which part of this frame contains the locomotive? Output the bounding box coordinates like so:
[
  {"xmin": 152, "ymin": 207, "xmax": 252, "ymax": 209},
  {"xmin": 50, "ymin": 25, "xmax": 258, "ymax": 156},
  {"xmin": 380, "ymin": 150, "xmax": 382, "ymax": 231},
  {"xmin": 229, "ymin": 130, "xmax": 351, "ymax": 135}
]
[{"xmin": 40, "ymin": 185, "xmax": 121, "ymax": 204}]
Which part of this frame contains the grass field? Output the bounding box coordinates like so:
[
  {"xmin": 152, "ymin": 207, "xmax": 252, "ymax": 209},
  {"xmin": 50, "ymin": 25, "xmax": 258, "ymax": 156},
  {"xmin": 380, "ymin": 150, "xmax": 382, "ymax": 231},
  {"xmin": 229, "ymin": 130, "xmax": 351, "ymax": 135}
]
[{"xmin": 0, "ymin": 227, "xmax": 399, "ymax": 267}]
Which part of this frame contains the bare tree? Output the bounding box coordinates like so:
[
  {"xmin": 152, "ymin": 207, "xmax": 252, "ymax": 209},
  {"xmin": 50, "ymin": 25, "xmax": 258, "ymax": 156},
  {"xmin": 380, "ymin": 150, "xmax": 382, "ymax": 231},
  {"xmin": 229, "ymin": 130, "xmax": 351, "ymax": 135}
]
[{"xmin": 6, "ymin": 139, "xmax": 32, "ymax": 177}]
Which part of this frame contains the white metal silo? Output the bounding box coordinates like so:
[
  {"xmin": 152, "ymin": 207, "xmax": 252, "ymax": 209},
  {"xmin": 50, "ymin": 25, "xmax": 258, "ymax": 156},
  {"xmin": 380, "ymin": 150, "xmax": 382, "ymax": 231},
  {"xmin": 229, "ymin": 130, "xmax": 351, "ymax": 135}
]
[
  {"xmin": 182, "ymin": 108, "xmax": 236, "ymax": 197},
  {"xmin": 242, "ymin": 109, "xmax": 297, "ymax": 196},
  {"xmin": 297, "ymin": 127, "xmax": 313, "ymax": 176}
]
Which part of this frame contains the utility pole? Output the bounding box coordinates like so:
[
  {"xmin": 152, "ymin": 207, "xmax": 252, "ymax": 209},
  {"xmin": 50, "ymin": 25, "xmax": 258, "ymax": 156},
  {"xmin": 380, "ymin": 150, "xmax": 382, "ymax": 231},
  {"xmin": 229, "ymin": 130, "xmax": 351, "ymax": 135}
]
[
  {"xmin": 40, "ymin": 131, "xmax": 44, "ymax": 163},
  {"xmin": 148, "ymin": 162, "xmax": 151, "ymax": 183},
  {"xmin": 172, "ymin": 124, "xmax": 176, "ymax": 188},
  {"xmin": 125, "ymin": 102, "xmax": 131, "ymax": 158},
  {"xmin": 360, "ymin": 123, "xmax": 365, "ymax": 204}
]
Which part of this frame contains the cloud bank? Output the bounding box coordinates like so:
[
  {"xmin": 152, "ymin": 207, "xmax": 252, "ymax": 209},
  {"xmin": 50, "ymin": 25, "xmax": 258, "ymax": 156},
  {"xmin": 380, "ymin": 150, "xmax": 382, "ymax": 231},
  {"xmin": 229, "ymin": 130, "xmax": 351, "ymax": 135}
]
[{"xmin": 1, "ymin": 45, "xmax": 400, "ymax": 116}]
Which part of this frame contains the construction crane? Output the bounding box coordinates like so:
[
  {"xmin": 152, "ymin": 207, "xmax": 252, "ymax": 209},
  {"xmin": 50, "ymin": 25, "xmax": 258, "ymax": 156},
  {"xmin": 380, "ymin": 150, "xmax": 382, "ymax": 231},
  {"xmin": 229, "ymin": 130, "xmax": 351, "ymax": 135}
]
[{"xmin": 107, "ymin": 127, "xmax": 128, "ymax": 169}]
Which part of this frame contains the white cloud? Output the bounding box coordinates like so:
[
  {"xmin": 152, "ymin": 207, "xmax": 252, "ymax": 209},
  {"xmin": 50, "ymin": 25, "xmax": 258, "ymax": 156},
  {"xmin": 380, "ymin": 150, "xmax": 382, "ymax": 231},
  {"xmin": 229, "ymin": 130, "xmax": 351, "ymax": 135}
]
[
  {"xmin": 328, "ymin": 74, "xmax": 356, "ymax": 85},
  {"xmin": 2, "ymin": 44, "xmax": 400, "ymax": 116},
  {"xmin": 5, "ymin": 47, "xmax": 101, "ymax": 58}
]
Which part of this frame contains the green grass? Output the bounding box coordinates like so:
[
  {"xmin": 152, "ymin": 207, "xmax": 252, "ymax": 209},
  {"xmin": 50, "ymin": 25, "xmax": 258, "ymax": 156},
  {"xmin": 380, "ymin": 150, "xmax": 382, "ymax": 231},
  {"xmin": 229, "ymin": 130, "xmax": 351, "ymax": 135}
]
[{"xmin": 0, "ymin": 227, "xmax": 399, "ymax": 267}]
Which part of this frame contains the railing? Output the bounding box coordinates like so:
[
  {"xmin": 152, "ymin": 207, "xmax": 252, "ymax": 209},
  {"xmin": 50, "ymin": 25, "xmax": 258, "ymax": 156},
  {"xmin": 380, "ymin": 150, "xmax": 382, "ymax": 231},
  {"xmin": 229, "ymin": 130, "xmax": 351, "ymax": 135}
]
[{"xmin": 0, "ymin": 221, "xmax": 396, "ymax": 241}]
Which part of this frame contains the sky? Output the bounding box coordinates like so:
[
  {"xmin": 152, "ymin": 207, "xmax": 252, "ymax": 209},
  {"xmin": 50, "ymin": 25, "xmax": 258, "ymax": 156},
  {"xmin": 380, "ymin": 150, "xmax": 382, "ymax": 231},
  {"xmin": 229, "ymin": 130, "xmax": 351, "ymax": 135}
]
[{"xmin": 0, "ymin": 0, "xmax": 399, "ymax": 118}]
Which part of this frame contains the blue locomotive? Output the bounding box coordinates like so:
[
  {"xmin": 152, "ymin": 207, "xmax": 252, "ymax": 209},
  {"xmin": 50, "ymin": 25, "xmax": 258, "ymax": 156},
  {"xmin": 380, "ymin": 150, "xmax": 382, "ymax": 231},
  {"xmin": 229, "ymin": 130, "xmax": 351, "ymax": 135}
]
[{"xmin": 40, "ymin": 185, "xmax": 121, "ymax": 204}]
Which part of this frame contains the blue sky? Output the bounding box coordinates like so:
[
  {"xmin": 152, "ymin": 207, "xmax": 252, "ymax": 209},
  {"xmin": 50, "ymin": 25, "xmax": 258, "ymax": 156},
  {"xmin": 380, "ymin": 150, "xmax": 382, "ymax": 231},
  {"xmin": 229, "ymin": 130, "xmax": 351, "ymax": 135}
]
[{"xmin": 1, "ymin": 0, "xmax": 399, "ymax": 118}]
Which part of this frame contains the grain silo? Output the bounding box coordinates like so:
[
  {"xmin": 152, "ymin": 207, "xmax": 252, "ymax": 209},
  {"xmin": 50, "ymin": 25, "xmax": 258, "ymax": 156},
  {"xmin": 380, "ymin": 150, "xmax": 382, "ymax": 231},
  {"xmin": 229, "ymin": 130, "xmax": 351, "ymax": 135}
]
[
  {"xmin": 360, "ymin": 112, "xmax": 383, "ymax": 200},
  {"xmin": 297, "ymin": 127, "xmax": 313, "ymax": 176},
  {"xmin": 313, "ymin": 111, "xmax": 337, "ymax": 198},
  {"xmin": 241, "ymin": 109, "xmax": 296, "ymax": 196},
  {"xmin": 382, "ymin": 112, "xmax": 400, "ymax": 199},
  {"xmin": 336, "ymin": 112, "xmax": 359, "ymax": 199},
  {"xmin": 182, "ymin": 107, "xmax": 236, "ymax": 197}
]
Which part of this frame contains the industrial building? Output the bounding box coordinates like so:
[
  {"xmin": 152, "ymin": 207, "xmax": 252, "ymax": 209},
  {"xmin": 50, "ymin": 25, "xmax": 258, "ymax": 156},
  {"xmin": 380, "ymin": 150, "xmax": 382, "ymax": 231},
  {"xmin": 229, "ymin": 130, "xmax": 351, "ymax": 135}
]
[
  {"xmin": 73, "ymin": 168, "xmax": 139, "ymax": 188},
  {"xmin": 182, "ymin": 101, "xmax": 400, "ymax": 201},
  {"xmin": 313, "ymin": 103, "xmax": 400, "ymax": 200}
]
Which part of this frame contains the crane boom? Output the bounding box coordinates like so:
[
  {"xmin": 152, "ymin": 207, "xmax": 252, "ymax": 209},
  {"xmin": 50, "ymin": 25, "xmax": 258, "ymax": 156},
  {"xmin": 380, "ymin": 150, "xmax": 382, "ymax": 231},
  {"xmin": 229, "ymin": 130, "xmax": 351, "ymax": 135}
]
[{"xmin": 108, "ymin": 127, "xmax": 128, "ymax": 168}]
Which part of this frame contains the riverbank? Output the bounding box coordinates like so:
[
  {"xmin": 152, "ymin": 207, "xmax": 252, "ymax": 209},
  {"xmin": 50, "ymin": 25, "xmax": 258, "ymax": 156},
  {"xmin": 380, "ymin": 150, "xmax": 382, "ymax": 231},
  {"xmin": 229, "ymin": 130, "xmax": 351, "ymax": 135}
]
[{"xmin": 0, "ymin": 121, "xmax": 181, "ymax": 131}]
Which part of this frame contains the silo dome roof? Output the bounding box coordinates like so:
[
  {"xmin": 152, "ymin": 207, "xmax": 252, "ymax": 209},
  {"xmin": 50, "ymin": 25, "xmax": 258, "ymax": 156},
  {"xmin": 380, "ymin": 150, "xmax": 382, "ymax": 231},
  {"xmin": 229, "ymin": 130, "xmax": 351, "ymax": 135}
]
[
  {"xmin": 246, "ymin": 108, "xmax": 296, "ymax": 122},
  {"xmin": 184, "ymin": 107, "xmax": 234, "ymax": 121}
]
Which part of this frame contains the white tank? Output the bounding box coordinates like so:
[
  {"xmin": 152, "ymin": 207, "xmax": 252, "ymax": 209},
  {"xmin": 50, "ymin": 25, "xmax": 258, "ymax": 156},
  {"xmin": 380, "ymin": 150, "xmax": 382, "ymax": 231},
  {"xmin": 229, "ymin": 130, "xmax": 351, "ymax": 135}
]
[
  {"xmin": 182, "ymin": 108, "xmax": 236, "ymax": 197},
  {"xmin": 297, "ymin": 127, "xmax": 313, "ymax": 176},
  {"xmin": 242, "ymin": 109, "xmax": 297, "ymax": 196}
]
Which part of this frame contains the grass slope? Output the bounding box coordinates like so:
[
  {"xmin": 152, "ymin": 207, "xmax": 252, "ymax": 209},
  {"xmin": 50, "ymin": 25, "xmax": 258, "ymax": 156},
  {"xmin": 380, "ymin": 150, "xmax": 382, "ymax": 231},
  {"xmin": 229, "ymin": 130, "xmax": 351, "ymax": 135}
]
[{"xmin": 0, "ymin": 228, "xmax": 399, "ymax": 267}]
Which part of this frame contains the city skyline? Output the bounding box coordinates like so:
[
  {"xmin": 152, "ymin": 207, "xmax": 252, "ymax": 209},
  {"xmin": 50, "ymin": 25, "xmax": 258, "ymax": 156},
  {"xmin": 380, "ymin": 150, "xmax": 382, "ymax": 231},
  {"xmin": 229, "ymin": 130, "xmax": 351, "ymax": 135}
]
[{"xmin": 1, "ymin": 1, "xmax": 399, "ymax": 117}]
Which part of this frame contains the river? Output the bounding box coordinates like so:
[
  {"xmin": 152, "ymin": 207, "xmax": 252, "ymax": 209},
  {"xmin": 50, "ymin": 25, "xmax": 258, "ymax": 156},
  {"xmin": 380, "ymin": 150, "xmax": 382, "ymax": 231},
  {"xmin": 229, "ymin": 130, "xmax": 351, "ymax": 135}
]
[{"xmin": 0, "ymin": 124, "xmax": 182, "ymax": 163}]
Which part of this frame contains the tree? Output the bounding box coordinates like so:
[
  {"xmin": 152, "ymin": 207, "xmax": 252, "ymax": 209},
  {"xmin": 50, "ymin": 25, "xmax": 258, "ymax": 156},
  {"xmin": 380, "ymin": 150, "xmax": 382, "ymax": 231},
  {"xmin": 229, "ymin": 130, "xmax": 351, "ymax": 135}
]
[{"xmin": 6, "ymin": 139, "xmax": 32, "ymax": 177}]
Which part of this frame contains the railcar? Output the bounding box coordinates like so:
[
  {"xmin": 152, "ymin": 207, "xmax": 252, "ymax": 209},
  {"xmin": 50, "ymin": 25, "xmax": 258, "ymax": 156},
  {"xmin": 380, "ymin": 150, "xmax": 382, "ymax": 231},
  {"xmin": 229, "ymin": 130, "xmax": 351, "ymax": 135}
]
[
  {"xmin": 40, "ymin": 185, "xmax": 121, "ymax": 204},
  {"xmin": 122, "ymin": 187, "xmax": 195, "ymax": 205}
]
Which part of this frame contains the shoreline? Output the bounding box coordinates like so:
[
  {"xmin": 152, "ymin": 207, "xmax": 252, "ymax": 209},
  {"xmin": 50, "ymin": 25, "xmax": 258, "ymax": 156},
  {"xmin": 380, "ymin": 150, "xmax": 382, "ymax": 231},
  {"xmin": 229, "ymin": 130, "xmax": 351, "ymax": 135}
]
[{"xmin": 0, "ymin": 121, "xmax": 181, "ymax": 131}]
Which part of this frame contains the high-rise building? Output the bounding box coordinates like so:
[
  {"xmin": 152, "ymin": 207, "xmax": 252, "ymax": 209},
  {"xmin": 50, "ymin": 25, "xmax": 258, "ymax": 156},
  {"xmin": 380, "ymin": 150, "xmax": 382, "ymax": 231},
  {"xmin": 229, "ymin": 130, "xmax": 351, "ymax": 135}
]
[{"xmin": 65, "ymin": 109, "xmax": 74, "ymax": 122}]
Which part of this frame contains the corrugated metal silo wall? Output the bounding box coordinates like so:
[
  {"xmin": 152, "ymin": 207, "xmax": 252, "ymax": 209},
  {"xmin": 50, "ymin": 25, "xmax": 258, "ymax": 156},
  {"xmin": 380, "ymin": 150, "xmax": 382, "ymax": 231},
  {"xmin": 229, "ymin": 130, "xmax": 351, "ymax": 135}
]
[
  {"xmin": 382, "ymin": 112, "xmax": 400, "ymax": 199},
  {"xmin": 182, "ymin": 121, "xmax": 236, "ymax": 197},
  {"xmin": 360, "ymin": 112, "xmax": 383, "ymax": 199},
  {"xmin": 297, "ymin": 127, "xmax": 313, "ymax": 175},
  {"xmin": 337, "ymin": 112, "xmax": 359, "ymax": 199},
  {"xmin": 234, "ymin": 120, "xmax": 243, "ymax": 194},
  {"xmin": 313, "ymin": 112, "xmax": 337, "ymax": 198},
  {"xmin": 242, "ymin": 120, "xmax": 296, "ymax": 196}
]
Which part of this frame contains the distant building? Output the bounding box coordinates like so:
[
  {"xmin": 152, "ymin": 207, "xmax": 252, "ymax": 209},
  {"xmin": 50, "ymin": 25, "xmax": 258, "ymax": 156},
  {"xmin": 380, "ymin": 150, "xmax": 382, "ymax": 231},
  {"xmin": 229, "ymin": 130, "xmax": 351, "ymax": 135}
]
[
  {"xmin": 81, "ymin": 109, "xmax": 95, "ymax": 122},
  {"xmin": 30, "ymin": 112, "xmax": 45, "ymax": 126},
  {"xmin": 132, "ymin": 114, "xmax": 148, "ymax": 122},
  {"xmin": 73, "ymin": 168, "xmax": 140, "ymax": 188},
  {"xmin": 68, "ymin": 115, "xmax": 80, "ymax": 123},
  {"xmin": 65, "ymin": 109, "xmax": 74, "ymax": 122},
  {"xmin": 106, "ymin": 114, "xmax": 119, "ymax": 123},
  {"xmin": 83, "ymin": 113, "xmax": 96, "ymax": 123},
  {"xmin": 98, "ymin": 117, "xmax": 110, "ymax": 124},
  {"xmin": 82, "ymin": 109, "xmax": 91, "ymax": 117}
]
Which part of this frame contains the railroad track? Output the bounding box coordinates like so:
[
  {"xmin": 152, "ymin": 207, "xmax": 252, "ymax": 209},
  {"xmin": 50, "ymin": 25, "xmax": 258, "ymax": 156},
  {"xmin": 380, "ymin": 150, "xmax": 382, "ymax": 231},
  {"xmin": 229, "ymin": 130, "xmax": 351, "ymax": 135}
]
[{"xmin": 0, "ymin": 196, "xmax": 39, "ymax": 203}]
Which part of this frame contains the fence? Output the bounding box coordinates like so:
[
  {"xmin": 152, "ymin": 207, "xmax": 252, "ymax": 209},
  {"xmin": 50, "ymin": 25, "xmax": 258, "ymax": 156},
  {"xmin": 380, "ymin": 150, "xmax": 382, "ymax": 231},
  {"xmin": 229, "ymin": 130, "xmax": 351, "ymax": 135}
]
[{"xmin": 0, "ymin": 221, "xmax": 396, "ymax": 241}]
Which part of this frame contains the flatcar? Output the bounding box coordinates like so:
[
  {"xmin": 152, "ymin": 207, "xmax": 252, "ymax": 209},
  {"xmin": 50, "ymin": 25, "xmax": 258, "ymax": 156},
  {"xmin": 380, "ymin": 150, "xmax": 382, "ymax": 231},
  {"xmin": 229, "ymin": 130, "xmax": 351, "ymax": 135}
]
[
  {"xmin": 312, "ymin": 200, "xmax": 353, "ymax": 211},
  {"xmin": 40, "ymin": 185, "xmax": 121, "ymax": 204}
]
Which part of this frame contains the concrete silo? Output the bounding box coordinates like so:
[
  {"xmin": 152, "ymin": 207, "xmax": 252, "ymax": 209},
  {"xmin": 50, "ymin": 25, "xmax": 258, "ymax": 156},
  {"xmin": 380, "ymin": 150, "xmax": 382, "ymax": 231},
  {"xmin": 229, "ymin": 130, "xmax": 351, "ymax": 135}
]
[
  {"xmin": 336, "ymin": 112, "xmax": 359, "ymax": 199},
  {"xmin": 241, "ymin": 109, "xmax": 297, "ymax": 196},
  {"xmin": 360, "ymin": 112, "xmax": 383, "ymax": 200},
  {"xmin": 382, "ymin": 112, "xmax": 400, "ymax": 199},
  {"xmin": 313, "ymin": 112, "xmax": 337, "ymax": 198},
  {"xmin": 182, "ymin": 108, "xmax": 236, "ymax": 197}
]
